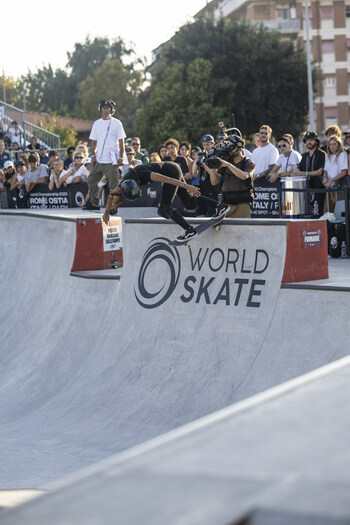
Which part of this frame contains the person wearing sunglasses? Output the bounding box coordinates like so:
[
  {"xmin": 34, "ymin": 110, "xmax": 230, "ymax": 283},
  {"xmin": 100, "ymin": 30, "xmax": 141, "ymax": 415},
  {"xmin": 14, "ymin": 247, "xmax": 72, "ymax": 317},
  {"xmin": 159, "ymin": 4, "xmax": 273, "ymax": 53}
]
[
  {"xmin": 251, "ymin": 125, "xmax": 278, "ymax": 181},
  {"xmin": 60, "ymin": 149, "xmax": 88, "ymax": 186},
  {"xmin": 131, "ymin": 137, "xmax": 149, "ymax": 164},
  {"xmin": 268, "ymin": 136, "xmax": 302, "ymax": 184}
]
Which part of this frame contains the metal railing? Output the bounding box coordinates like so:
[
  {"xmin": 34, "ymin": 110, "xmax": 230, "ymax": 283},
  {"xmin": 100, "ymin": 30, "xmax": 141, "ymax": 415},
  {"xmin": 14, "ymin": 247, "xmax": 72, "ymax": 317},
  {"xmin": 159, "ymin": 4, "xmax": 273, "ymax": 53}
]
[{"xmin": 0, "ymin": 100, "xmax": 61, "ymax": 151}]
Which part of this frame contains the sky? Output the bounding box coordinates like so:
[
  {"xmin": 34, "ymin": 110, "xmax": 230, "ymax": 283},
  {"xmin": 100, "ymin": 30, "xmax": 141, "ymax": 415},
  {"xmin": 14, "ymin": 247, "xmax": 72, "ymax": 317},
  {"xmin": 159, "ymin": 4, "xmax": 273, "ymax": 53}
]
[{"xmin": 1, "ymin": 0, "xmax": 208, "ymax": 79}]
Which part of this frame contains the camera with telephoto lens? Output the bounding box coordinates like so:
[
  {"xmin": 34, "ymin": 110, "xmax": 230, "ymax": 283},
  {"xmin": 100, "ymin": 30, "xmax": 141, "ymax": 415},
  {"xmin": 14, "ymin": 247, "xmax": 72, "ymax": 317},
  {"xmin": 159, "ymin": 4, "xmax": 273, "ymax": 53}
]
[{"xmin": 205, "ymin": 121, "xmax": 245, "ymax": 169}]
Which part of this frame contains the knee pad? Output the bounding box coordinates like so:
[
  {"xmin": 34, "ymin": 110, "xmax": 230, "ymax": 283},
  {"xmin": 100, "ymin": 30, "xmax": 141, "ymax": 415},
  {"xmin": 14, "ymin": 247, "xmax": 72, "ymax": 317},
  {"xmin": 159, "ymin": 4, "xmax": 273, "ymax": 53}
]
[{"xmin": 157, "ymin": 206, "xmax": 172, "ymax": 219}]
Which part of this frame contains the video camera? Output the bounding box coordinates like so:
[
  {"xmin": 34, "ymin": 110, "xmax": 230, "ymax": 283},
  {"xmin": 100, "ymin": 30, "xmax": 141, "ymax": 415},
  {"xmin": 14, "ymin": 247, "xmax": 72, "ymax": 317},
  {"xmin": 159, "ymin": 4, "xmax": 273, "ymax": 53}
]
[{"xmin": 208, "ymin": 122, "xmax": 245, "ymax": 169}]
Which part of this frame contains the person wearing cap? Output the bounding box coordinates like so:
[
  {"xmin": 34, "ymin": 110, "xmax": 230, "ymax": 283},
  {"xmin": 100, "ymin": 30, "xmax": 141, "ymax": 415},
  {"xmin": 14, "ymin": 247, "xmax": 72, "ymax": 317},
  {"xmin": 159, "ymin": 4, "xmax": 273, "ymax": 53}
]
[
  {"xmin": 191, "ymin": 134, "xmax": 220, "ymax": 216},
  {"xmin": 38, "ymin": 146, "xmax": 49, "ymax": 165},
  {"xmin": 120, "ymin": 146, "xmax": 142, "ymax": 177},
  {"xmin": 343, "ymin": 129, "xmax": 350, "ymax": 155},
  {"xmin": 229, "ymin": 127, "xmax": 253, "ymax": 159},
  {"xmin": 84, "ymin": 98, "xmax": 126, "ymax": 211},
  {"xmin": 209, "ymin": 135, "xmax": 256, "ymax": 218},
  {"xmin": 12, "ymin": 161, "xmax": 28, "ymax": 207},
  {"xmin": 251, "ymin": 125, "xmax": 279, "ymax": 181},
  {"xmin": 268, "ymin": 135, "xmax": 302, "ymax": 183},
  {"xmin": 294, "ymin": 131, "xmax": 326, "ymax": 217},
  {"xmin": 0, "ymin": 139, "xmax": 11, "ymax": 169},
  {"xmin": 3, "ymin": 160, "xmax": 18, "ymax": 208}
]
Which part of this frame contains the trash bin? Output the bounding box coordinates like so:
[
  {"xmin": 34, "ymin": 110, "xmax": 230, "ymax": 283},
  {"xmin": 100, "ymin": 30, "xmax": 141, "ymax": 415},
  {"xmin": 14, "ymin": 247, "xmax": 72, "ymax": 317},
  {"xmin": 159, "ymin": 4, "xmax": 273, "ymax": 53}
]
[{"xmin": 280, "ymin": 176, "xmax": 308, "ymax": 218}]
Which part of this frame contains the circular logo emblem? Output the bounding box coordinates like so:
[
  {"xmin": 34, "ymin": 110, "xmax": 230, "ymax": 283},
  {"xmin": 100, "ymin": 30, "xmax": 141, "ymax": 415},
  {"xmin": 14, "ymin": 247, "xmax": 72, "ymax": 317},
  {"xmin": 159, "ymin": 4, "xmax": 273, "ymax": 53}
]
[
  {"xmin": 134, "ymin": 237, "xmax": 181, "ymax": 309},
  {"xmin": 75, "ymin": 191, "xmax": 85, "ymax": 207}
]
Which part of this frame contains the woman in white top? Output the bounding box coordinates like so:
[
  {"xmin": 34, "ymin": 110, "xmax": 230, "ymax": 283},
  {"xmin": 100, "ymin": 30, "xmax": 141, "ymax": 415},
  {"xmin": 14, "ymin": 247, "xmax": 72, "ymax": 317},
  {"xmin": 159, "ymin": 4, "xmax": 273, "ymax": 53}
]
[
  {"xmin": 60, "ymin": 149, "xmax": 89, "ymax": 186},
  {"xmin": 48, "ymin": 158, "xmax": 67, "ymax": 190},
  {"xmin": 322, "ymin": 135, "xmax": 348, "ymax": 212},
  {"xmin": 268, "ymin": 136, "xmax": 302, "ymax": 183}
]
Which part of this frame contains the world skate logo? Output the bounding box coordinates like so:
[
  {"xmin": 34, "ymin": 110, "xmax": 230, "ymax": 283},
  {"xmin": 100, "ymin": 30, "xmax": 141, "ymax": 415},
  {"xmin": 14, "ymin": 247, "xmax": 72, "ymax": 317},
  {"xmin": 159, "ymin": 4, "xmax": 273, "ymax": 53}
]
[{"xmin": 134, "ymin": 237, "xmax": 181, "ymax": 309}]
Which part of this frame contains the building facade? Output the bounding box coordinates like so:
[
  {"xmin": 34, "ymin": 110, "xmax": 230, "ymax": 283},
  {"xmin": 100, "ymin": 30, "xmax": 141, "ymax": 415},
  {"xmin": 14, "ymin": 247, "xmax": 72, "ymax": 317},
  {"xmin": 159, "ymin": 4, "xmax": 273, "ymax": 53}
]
[{"xmin": 195, "ymin": 0, "xmax": 350, "ymax": 133}]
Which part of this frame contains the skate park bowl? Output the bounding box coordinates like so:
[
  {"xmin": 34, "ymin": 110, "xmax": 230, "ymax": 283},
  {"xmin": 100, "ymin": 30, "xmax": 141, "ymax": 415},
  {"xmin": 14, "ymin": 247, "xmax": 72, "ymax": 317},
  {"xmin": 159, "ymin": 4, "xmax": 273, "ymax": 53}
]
[{"xmin": 0, "ymin": 209, "xmax": 349, "ymax": 520}]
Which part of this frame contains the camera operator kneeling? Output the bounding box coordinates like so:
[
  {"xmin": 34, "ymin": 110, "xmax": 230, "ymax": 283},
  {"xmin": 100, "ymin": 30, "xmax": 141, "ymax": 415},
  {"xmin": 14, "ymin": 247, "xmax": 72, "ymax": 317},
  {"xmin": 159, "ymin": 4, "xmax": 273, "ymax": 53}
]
[{"xmin": 209, "ymin": 136, "xmax": 256, "ymax": 218}]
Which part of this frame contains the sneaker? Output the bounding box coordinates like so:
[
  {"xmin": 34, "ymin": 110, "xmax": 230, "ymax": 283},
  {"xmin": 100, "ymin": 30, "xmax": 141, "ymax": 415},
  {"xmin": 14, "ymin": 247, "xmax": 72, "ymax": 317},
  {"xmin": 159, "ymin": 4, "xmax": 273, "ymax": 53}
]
[
  {"xmin": 213, "ymin": 204, "xmax": 230, "ymax": 219},
  {"xmin": 176, "ymin": 227, "xmax": 198, "ymax": 243},
  {"xmin": 82, "ymin": 200, "xmax": 100, "ymax": 211}
]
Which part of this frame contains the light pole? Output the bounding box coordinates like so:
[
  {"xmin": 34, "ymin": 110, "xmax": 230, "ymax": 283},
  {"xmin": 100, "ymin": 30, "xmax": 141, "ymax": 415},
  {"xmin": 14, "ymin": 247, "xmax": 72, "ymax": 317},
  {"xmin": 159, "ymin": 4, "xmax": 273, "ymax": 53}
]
[{"xmin": 304, "ymin": 0, "xmax": 315, "ymax": 129}]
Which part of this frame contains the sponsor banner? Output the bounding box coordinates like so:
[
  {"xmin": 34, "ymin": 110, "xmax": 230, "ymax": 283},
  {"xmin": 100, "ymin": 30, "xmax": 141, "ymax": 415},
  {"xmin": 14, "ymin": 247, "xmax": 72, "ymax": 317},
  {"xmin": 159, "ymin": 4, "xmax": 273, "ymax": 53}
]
[
  {"xmin": 103, "ymin": 223, "xmax": 123, "ymax": 251},
  {"xmin": 28, "ymin": 182, "xmax": 88, "ymax": 209},
  {"xmin": 134, "ymin": 236, "xmax": 273, "ymax": 310},
  {"xmin": 302, "ymin": 228, "xmax": 322, "ymax": 248},
  {"xmin": 251, "ymin": 178, "xmax": 280, "ymax": 218}
]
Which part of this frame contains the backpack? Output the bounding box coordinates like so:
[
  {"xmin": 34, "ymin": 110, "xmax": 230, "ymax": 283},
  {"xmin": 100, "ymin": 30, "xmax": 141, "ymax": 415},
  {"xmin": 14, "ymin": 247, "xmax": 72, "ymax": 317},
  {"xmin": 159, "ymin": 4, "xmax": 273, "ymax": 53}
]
[{"xmin": 327, "ymin": 221, "xmax": 346, "ymax": 258}]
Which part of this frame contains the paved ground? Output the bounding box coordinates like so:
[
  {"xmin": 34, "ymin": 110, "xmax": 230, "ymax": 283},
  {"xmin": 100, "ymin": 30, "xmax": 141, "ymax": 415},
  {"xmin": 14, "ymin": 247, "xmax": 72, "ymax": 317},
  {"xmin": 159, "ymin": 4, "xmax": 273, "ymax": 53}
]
[{"xmin": 0, "ymin": 210, "xmax": 349, "ymax": 496}]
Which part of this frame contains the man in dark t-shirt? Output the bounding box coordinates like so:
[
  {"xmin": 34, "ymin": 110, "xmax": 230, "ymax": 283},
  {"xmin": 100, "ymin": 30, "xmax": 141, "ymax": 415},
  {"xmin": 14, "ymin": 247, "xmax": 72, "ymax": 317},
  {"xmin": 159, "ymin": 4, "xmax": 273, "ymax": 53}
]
[
  {"xmin": 163, "ymin": 138, "xmax": 190, "ymax": 178},
  {"xmin": 102, "ymin": 161, "xmax": 229, "ymax": 243},
  {"xmin": 209, "ymin": 135, "xmax": 255, "ymax": 218},
  {"xmin": 294, "ymin": 131, "xmax": 325, "ymax": 217}
]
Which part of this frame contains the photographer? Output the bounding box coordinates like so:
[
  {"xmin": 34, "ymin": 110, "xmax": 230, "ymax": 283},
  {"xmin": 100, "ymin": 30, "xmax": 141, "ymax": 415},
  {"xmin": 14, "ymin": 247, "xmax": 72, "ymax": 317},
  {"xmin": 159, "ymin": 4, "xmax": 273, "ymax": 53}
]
[
  {"xmin": 209, "ymin": 135, "xmax": 256, "ymax": 218},
  {"xmin": 192, "ymin": 134, "xmax": 220, "ymax": 216}
]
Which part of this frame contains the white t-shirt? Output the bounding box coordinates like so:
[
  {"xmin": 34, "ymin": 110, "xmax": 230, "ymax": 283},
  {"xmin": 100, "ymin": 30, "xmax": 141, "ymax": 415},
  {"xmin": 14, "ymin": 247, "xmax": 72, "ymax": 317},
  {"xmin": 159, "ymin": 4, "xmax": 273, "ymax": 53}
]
[
  {"xmin": 324, "ymin": 152, "xmax": 348, "ymax": 181},
  {"xmin": 89, "ymin": 117, "xmax": 126, "ymax": 164},
  {"xmin": 276, "ymin": 150, "xmax": 302, "ymax": 172},
  {"xmin": 252, "ymin": 143, "xmax": 279, "ymax": 175}
]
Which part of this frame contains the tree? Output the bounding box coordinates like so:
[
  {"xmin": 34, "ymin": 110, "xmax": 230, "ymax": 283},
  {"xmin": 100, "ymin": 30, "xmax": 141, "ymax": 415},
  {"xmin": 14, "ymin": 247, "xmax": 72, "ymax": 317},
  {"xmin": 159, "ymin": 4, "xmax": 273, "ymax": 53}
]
[
  {"xmin": 77, "ymin": 58, "xmax": 142, "ymax": 130},
  {"xmin": 134, "ymin": 59, "xmax": 225, "ymax": 151},
  {"xmin": 39, "ymin": 116, "xmax": 77, "ymax": 149},
  {"xmin": 135, "ymin": 18, "xmax": 311, "ymax": 144}
]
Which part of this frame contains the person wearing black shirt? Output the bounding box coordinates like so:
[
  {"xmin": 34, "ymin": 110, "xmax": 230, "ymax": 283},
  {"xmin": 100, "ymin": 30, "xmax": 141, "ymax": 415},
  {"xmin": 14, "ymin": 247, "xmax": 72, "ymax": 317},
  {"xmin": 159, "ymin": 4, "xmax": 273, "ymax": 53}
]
[
  {"xmin": 295, "ymin": 131, "xmax": 325, "ymax": 217},
  {"xmin": 163, "ymin": 138, "xmax": 190, "ymax": 179},
  {"xmin": 102, "ymin": 161, "xmax": 229, "ymax": 243},
  {"xmin": 191, "ymin": 134, "xmax": 220, "ymax": 216}
]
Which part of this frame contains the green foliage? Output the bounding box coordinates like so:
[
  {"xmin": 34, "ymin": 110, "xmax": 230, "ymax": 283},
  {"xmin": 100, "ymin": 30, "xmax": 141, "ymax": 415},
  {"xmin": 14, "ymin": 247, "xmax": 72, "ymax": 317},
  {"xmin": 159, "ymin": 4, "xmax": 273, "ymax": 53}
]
[
  {"xmin": 134, "ymin": 59, "xmax": 225, "ymax": 151},
  {"xmin": 78, "ymin": 59, "xmax": 142, "ymax": 130},
  {"xmin": 19, "ymin": 36, "xmax": 136, "ymax": 116},
  {"xmin": 135, "ymin": 18, "xmax": 311, "ymax": 143},
  {"xmin": 39, "ymin": 116, "xmax": 77, "ymax": 149},
  {"xmin": 0, "ymin": 75, "xmax": 23, "ymax": 107}
]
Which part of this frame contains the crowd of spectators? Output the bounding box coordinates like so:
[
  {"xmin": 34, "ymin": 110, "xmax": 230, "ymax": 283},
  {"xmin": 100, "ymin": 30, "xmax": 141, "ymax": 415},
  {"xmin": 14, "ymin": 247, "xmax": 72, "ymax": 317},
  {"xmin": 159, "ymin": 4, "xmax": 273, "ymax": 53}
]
[{"xmin": 1, "ymin": 117, "xmax": 350, "ymax": 215}]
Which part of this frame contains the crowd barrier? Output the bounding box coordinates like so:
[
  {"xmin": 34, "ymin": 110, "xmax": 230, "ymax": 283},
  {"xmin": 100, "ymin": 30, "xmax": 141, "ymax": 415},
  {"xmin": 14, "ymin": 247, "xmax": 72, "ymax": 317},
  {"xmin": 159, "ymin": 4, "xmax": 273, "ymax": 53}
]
[{"xmin": 1, "ymin": 179, "xmax": 349, "ymax": 254}]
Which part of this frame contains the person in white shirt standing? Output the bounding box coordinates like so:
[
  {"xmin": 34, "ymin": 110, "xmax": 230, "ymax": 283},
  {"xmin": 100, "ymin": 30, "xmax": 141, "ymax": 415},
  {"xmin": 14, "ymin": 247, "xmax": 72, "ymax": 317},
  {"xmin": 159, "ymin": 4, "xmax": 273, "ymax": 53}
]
[
  {"xmin": 322, "ymin": 134, "xmax": 349, "ymax": 212},
  {"xmin": 268, "ymin": 135, "xmax": 302, "ymax": 183},
  {"xmin": 252, "ymin": 124, "xmax": 278, "ymax": 181},
  {"xmin": 84, "ymin": 99, "xmax": 126, "ymax": 211}
]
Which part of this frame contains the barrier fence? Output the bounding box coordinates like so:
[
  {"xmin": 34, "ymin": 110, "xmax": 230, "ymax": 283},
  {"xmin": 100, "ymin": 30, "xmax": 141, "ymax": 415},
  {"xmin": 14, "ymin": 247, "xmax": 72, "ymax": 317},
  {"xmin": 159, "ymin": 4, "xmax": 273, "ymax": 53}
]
[{"xmin": 1, "ymin": 180, "xmax": 349, "ymax": 255}]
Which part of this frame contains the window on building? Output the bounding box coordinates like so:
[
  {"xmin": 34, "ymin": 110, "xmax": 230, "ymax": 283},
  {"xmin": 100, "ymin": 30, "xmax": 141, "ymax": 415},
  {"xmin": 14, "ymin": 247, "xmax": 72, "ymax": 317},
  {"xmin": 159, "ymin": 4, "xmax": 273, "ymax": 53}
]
[
  {"xmin": 347, "ymin": 39, "xmax": 350, "ymax": 51},
  {"xmin": 320, "ymin": 6, "xmax": 334, "ymax": 18},
  {"xmin": 302, "ymin": 7, "xmax": 313, "ymax": 18},
  {"xmin": 290, "ymin": 4, "xmax": 297, "ymax": 18},
  {"xmin": 324, "ymin": 107, "xmax": 337, "ymax": 119},
  {"xmin": 277, "ymin": 8, "xmax": 290, "ymax": 19},
  {"xmin": 323, "ymin": 75, "xmax": 336, "ymax": 88},
  {"xmin": 345, "ymin": 5, "xmax": 350, "ymax": 17},
  {"xmin": 253, "ymin": 4, "xmax": 270, "ymax": 19},
  {"xmin": 322, "ymin": 40, "xmax": 335, "ymax": 53}
]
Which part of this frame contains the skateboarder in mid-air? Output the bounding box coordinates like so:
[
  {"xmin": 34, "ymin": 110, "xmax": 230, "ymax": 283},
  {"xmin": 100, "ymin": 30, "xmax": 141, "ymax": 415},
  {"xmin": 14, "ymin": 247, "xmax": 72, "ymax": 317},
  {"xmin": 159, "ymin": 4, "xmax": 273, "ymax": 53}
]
[{"xmin": 102, "ymin": 161, "xmax": 229, "ymax": 243}]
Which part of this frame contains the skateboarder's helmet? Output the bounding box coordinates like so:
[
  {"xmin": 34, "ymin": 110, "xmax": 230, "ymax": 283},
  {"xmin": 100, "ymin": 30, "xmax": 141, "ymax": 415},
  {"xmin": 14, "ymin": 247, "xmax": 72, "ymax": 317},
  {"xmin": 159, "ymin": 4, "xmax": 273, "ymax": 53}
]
[{"xmin": 120, "ymin": 178, "xmax": 140, "ymax": 200}]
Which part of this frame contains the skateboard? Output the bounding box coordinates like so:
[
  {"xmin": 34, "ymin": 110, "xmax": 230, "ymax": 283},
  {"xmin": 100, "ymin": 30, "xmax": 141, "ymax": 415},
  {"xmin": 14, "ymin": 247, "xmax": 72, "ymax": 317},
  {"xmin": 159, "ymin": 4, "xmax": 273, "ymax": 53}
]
[{"xmin": 169, "ymin": 216, "xmax": 224, "ymax": 247}]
